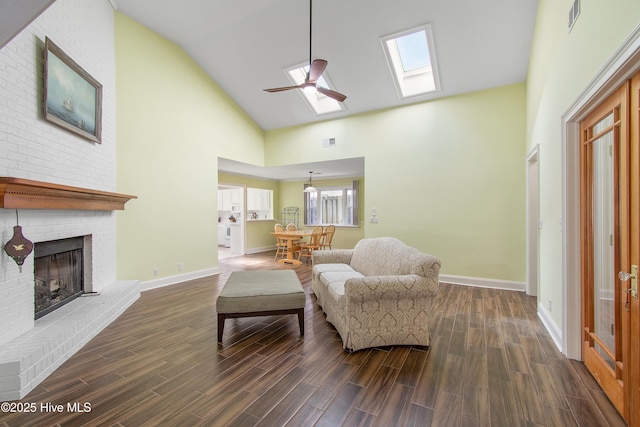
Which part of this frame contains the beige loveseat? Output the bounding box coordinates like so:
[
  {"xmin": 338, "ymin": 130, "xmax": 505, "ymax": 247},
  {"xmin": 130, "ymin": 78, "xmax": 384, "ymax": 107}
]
[{"xmin": 311, "ymin": 237, "xmax": 441, "ymax": 352}]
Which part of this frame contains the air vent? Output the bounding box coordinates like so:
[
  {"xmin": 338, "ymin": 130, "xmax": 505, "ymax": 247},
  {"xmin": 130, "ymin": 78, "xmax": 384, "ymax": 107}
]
[
  {"xmin": 568, "ymin": 0, "xmax": 580, "ymax": 32},
  {"xmin": 322, "ymin": 138, "xmax": 336, "ymax": 147}
]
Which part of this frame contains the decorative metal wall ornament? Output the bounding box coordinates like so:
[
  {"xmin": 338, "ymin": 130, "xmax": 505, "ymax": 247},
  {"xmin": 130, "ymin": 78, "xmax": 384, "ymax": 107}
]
[{"xmin": 4, "ymin": 211, "xmax": 33, "ymax": 273}]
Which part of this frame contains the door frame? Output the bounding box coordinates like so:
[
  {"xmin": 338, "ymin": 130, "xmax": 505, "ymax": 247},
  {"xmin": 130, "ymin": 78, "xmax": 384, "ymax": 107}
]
[
  {"xmin": 526, "ymin": 145, "xmax": 540, "ymax": 297},
  {"xmin": 217, "ymin": 183, "xmax": 246, "ymax": 257},
  {"xmin": 561, "ymin": 27, "xmax": 640, "ymax": 360}
]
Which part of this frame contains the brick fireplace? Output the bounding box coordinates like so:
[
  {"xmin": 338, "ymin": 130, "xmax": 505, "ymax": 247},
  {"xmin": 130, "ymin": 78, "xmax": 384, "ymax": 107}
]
[
  {"xmin": 0, "ymin": 0, "xmax": 137, "ymax": 402},
  {"xmin": 0, "ymin": 179, "xmax": 138, "ymax": 401}
]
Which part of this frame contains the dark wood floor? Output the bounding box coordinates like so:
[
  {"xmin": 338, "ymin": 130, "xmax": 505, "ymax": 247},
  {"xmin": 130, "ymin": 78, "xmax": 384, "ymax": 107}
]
[{"xmin": 0, "ymin": 252, "xmax": 627, "ymax": 426}]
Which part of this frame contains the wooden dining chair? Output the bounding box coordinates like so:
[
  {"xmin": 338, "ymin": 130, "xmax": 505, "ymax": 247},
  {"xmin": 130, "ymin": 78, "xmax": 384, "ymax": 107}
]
[
  {"xmin": 286, "ymin": 223, "xmax": 303, "ymax": 245},
  {"xmin": 320, "ymin": 224, "xmax": 335, "ymax": 250},
  {"xmin": 274, "ymin": 223, "xmax": 287, "ymax": 260},
  {"xmin": 299, "ymin": 225, "xmax": 323, "ymax": 263}
]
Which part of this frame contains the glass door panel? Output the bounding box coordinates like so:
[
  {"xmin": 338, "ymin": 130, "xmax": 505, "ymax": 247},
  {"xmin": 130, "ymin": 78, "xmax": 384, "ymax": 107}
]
[
  {"xmin": 580, "ymin": 85, "xmax": 626, "ymax": 417},
  {"xmin": 591, "ymin": 113, "xmax": 616, "ymax": 369}
]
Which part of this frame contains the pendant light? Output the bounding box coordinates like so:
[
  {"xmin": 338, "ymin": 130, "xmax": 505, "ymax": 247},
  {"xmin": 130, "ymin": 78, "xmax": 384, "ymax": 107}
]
[{"xmin": 304, "ymin": 171, "xmax": 317, "ymax": 193}]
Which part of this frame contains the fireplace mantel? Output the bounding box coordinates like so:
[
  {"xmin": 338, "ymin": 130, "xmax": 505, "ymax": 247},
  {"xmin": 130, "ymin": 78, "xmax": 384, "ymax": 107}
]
[{"xmin": 0, "ymin": 177, "xmax": 137, "ymax": 211}]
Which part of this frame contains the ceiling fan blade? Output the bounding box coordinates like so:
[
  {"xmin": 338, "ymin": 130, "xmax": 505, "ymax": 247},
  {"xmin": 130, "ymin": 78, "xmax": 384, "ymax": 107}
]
[
  {"xmin": 317, "ymin": 86, "xmax": 347, "ymax": 102},
  {"xmin": 263, "ymin": 85, "xmax": 302, "ymax": 93},
  {"xmin": 308, "ymin": 59, "xmax": 327, "ymax": 83}
]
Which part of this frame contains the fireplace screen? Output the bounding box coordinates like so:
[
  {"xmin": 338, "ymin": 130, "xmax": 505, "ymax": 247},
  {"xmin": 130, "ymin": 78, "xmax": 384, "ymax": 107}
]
[{"xmin": 34, "ymin": 237, "xmax": 84, "ymax": 319}]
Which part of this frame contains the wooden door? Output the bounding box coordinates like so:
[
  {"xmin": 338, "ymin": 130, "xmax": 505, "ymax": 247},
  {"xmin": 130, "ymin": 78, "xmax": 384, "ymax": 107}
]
[
  {"xmin": 580, "ymin": 72, "xmax": 640, "ymax": 425},
  {"xmin": 628, "ymin": 71, "xmax": 640, "ymax": 426}
]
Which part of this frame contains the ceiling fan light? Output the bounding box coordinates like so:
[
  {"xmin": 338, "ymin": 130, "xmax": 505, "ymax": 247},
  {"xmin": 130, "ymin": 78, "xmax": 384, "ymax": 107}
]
[{"xmin": 263, "ymin": 0, "xmax": 346, "ymax": 105}]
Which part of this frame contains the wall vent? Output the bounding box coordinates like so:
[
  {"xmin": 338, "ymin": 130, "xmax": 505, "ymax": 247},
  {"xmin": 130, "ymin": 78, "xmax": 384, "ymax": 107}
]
[
  {"xmin": 568, "ymin": 0, "xmax": 580, "ymax": 32},
  {"xmin": 322, "ymin": 138, "xmax": 336, "ymax": 147}
]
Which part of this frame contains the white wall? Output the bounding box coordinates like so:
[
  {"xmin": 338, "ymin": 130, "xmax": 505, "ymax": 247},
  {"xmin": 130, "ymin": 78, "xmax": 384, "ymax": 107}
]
[{"xmin": 0, "ymin": 0, "xmax": 117, "ymax": 346}]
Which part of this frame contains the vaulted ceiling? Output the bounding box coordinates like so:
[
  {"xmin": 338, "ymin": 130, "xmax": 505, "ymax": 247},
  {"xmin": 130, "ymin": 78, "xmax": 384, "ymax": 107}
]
[
  {"xmin": 1, "ymin": 0, "xmax": 539, "ymax": 179},
  {"xmin": 115, "ymin": 0, "xmax": 539, "ymax": 131}
]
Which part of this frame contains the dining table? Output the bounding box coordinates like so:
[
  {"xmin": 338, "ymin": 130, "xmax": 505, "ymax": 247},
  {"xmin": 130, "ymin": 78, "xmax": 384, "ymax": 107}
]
[{"xmin": 271, "ymin": 229, "xmax": 325, "ymax": 265}]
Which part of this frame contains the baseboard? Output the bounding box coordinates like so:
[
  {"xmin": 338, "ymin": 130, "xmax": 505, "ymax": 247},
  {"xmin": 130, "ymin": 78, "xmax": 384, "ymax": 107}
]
[
  {"xmin": 439, "ymin": 274, "xmax": 526, "ymax": 292},
  {"xmin": 537, "ymin": 302, "xmax": 563, "ymax": 352},
  {"xmin": 141, "ymin": 267, "xmax": 220, "ymax": 292},
  {"xmin": 245, "ymin": 245, "xmax": 277, "ymax": 255}
]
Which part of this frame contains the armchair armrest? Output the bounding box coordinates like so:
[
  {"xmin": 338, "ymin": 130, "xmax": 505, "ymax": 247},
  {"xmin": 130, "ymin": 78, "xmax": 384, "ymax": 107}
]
[{"xmin": 312, "ymin": 249, "xmax": 353, "ymax": 265}]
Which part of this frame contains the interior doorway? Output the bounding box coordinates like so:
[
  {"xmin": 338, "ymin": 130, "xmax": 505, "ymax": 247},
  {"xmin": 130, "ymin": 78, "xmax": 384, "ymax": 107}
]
[
  {"xmin": 526, "ymin": 146, "xmax": 540, "ymax": 297},
  {"xmin": 217, "ymin": 184, "xmax": 245, "ymax": 259}
]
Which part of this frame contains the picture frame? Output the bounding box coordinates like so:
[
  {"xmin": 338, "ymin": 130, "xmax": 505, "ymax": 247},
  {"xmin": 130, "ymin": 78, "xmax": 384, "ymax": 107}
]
[{"xmin": 43, "ymin": 37, "xmax": 102, "ymax": 143}]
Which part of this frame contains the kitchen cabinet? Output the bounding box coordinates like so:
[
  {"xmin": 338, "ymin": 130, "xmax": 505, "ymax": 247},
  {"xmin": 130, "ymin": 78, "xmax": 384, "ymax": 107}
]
[
  {"xmin": 247, "ymin": 188, "xmax": 273, "ymax": 216},
  {"xmin": 230, "ymin": 189, "xmax": 241, "ymax": 204},
  {"xmin": 218, "ymin": 189, "xmax": 242, "ymax": 211}
]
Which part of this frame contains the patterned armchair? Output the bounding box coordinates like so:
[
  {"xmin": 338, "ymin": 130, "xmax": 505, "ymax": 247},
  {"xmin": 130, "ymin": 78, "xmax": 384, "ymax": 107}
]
[{"xmin": 311, "ymin": 237, "xmax": 441, "ymax": 352}]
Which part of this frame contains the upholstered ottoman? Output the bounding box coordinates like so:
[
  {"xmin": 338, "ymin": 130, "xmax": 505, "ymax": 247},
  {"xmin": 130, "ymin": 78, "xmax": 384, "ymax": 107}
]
[{"xmin": 216, "ymin": 270, "xmax": 306, "ymax": 342}]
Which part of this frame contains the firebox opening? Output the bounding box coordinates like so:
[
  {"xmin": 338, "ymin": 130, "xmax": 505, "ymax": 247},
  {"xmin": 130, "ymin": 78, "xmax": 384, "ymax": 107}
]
[{"xmin": 34, "ymin": 236, "xmax": 85, "ymax": 320}]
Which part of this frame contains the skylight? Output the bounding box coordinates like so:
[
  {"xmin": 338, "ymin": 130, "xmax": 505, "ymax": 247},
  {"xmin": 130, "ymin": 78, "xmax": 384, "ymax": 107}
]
[
  {"xmin": 286, "ymin": 64, "xmax": 345, "ymax": 115},
  {"xmin": 382, "ymin": 24, "xmax": 440, "ymax": 99}
]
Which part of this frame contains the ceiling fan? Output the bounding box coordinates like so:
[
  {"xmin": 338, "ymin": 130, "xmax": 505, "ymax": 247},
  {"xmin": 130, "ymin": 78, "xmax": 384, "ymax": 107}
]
[{"xmin": 263, "ymin": 0, "xmax": 347, "ymax": 103}]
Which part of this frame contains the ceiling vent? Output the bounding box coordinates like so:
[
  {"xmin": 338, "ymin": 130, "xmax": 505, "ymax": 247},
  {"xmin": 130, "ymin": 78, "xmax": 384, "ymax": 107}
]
[
  {"xmin": 322, "ymin": 138, "xmax": 336, "ymax": 147},
  {"xmin": 568, "ymin": 0, "xmax": 580, "ymax": 32}
]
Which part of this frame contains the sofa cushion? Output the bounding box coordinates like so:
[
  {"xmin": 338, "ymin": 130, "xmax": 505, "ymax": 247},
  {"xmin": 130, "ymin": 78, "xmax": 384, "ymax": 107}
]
[
  {"xmin": 320, "ymin": 271, "xmax": 364, "ymax": 303},
  {"xmin": 216, "ymin": 270, "xmax": 305, "ymax": 314},
  {"xmin": 312, "ymin": 263, "xmax": 356, "ymax": 282},
  {"xmin": 319, "ymin": 270, "xmax": 364, "ymax": 291}
]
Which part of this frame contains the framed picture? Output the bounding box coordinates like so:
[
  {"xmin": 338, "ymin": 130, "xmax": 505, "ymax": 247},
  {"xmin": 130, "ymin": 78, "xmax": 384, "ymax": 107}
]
[{"xmin": 44, "ymin": 37, "xmax": 102, "ymax": 143}]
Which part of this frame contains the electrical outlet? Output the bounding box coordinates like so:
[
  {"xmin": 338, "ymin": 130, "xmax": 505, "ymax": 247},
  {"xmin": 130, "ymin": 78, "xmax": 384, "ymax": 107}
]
[
  {"xmin": 548, "ymin": 299, "xmax": 552, "ymax": 312},
  {"xmin": 153, "ymin": 268, "xmax": 159, "ymax": 276},
  {"xmin": 178, "ymin": 262, "xmax": 184, "ymax": 272}
]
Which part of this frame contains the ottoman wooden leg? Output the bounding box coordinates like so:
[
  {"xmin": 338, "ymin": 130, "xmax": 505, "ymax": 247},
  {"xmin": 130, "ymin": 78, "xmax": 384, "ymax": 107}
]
[
  {"xmin": 217, "ymin": 313, "xmax": 226, "ymax": 342},
  {"xmin": 297, "ymin": 308, "xmax": 304, "ymax": 336}
]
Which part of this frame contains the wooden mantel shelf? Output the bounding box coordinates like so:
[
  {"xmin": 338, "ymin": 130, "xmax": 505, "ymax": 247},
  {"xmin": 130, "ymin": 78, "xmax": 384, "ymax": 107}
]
[{"xmin": 0, "ymin": 177, "xmax": 137, "ymax": 211}]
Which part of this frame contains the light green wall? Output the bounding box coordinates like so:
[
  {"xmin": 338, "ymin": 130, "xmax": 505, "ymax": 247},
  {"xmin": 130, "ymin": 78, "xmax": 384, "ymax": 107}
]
[
  {"xmin": 527, "ymin": 0, "xmax": 640, "ymax": 329},
  {"xmin": 115, "ymin": 10, "xmax": 528, "ymax": 285},
  {"xmin": 115, "ymin": 13, "xmax": 265, "ymax": 281},
  {"xmin": 266, "ymin": 83, "xmax": 527, "ymax": 281}
]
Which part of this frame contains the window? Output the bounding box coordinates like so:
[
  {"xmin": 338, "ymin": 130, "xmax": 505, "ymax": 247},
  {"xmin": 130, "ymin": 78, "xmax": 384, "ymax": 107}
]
[
  {"xmin": 381, "ymin": 24, "xmax": 440, "ymax": 99},
  {"xmin": 304, "ymin": 180, "xmax": 359, "ymax": 226},
  {"xmin": 286, "ymin": 63, "xmax": 346, "ymax": 115}
]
